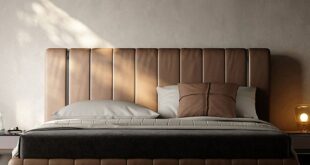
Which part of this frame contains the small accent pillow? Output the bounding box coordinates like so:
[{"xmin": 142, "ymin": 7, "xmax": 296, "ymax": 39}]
[
  {"xmin": 178, "ymin": 83, "xmax": 239, "ymax": 118},
  {"xmin": 53, "ymin": 100, "xmax": 159, "ymax": 120},
  {"xmin": 157, "ymin": 85, "xmax": 258, "ymax": 119}
]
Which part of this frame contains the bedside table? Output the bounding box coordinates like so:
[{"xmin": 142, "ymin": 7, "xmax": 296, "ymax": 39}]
[
  {"xmin": 0, "ymin": 134, "xmax": 19, "ymax": 154},
  {"xmin": 287, "ymin": 132, "xmax": 310, "ymax": 165}
]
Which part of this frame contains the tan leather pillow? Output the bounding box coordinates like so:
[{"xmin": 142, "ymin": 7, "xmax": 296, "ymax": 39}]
[{"xmin": 178, "ymin": 83, "xmax": 239, "ymax": 118}]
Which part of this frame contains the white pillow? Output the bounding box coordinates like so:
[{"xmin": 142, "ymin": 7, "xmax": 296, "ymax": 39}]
[
  {"xmin": 157, "ymin": 85, "xmax": 258, "ymax": 119},
  {"xmin": 53, "ymin": 100, "xmax": 159, "ymax": 119},
  {"xmin": 157, "ymin": 85, "xmax": 179, "ymax": 118},
  {"xmin": 236, "ymin": 87, "xmax": 258, "ymax": 119}
]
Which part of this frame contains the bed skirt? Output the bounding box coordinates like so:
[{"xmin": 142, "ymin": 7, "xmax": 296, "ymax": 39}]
[{"xmin": 8, "ymin": 158, "xmax": 299, "ymax": 165}]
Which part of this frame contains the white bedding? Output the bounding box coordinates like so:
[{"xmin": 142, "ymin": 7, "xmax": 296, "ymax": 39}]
[{"xmin": 30, "ymin": 117, "xmax": 279, "ymax": 131}]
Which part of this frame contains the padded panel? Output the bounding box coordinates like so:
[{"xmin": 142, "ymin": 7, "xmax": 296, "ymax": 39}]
[
  {"xmin": 206, "ymin": 159, "xmax": 231, "ymax": 165},
  {"xmin": 90, "ymin": 48, "xmax": 113, "ymax": 100},
  {"xmin": 232, "ymin": 159, "xmax": 257, "ymax": 165},
  {"xmin": 69, "ymin": 48, "xmax": 90, "ymax": 104},
  {"xmin": 101, "ymin": 159, "xmax": 126, "ymax": 165},
  {"xmin": 8, "ymin": 158, "xmax": 23, "ymax": 165},
  {"xmin": 45, "ymin": 48, "xmax": 67, "ymax": 121},
  {"xmin": 283, "ymin": 159, "xmax": 298, "ymax": 165},
  {"xmin": 24, "ymin": 159, "xmax": 48, "ymax": 165},
  {"xmin": 113, "ymin": 49, "xmax": 136, "ymax": 102},
  {"xmin": 249, "ymin": 48, "xmax": 270, "ymax": 121},
  {"xmin": 154, "ymin": 159, "xmax": 179, "ymax": 165},
  {"xmin": 225, "ymin": 49, "xmax": 247, "ymax": 85},
  {"xmin": 158, "ymin": 49, "xmax": 180, "ymax": 86},
  {"xmin": 180, "ymin": 49, "xmax": 203, "ymax": 83},
  {"xmin": 258, "ymin": 159, "xmax": 283, "ymax": 165},
  {"xmin": 8, "ymin": 158, "xmax": 299, "ymax": 165},
  {"xmin": 203, "ymin": 48, "xmax": 225, "ymax": 83},
  {"xmin": 127, "ymin": 159, "xmax": 153, "ymax": 165},
  {"xmin": 75, "ymin": 159, "xmax": 100, "ymax": 165},
  {"xmin": 135, "ymin": 48, "xmax": 158, "ymax": 110},
  {"xmin": 49, "ymin": 159, "xmax": 74, "ymax": 165},
  {"xmin": 179, "ymin": 159, "xmax": 205, "ymax": 165}
]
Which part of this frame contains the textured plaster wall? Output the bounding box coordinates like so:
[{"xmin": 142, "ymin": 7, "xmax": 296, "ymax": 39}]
[{"xmin": 0, "ymin": 0, "xmax": 309, "ymax": 130}]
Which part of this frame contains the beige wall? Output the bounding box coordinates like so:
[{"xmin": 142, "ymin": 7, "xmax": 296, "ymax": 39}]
[{"xmin": 0, "ymin": 0, "xmax": 309, "ymax": 130}]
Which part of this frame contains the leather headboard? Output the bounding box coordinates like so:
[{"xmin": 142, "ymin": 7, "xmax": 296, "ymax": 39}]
[{"xmin": 45, "ymin": 48, "xmax": 270, "ymax": 121}]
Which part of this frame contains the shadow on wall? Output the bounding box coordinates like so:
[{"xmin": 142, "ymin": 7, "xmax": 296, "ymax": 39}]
[
  {"xmin": 270, "ymin": 55, "xmax": 302, "ymax": 131},
  {"xmin": 16, "ymin": 0, "xmax": 113, "ymax": 47}
]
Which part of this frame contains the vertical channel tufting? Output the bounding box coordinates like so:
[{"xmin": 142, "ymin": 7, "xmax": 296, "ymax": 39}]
[
  {"xmin": 135, "ymin": 48, "xmax": 158, "ymax": 111},
  {"xmin": 45, "ymin": 48, "xmax": 271, "ymax": 122},
  {"xmin": 203, "ymin": 48, "xmax": 225, "ymax": 83},
  {"xmin": 158, "ymin": 49, "xmax": 180, "ymax": 86},
  {"xmin": 69, "ymin": 48, "xmax": 90, "ymax": 104},
  {"xmin": 113, "ymin": 49, "xmax": 136, "ymax": 102},
  {"xmin": 248, "ymin": 48, "xmax": 270, "ymax": 121},
  {"xmin": 45, "ymin": 48, "xmax": 67, "ymax": 121},
  {"xmin": 225, "ymin": 49, "xmax": 247, "ymax": 86},
  {"xmin": 180, "ymin": 49, "xmax": 203, "ymax": 83},
  {"xmin": 90, "ymin": 48, "xmax": 113, "ymax": 100}
]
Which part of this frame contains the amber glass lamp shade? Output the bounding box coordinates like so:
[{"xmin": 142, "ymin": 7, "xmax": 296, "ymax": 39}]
[{"xmin": 295, "ymin": 104, "xmax": 310, "ymax": 132}]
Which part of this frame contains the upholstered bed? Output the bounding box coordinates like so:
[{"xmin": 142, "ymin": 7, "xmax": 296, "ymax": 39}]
[{"xmin": 9, "ymin": 48, "xmax": 299, "ymax": 165}]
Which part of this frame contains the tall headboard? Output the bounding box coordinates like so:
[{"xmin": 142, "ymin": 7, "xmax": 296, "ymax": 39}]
[{"xmin": 45, "ymin": 48, "xmax": 270, "ymax": 121}]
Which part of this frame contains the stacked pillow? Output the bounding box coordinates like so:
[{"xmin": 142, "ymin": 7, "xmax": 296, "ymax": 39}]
[{"xmin": 53, "ymin": 83, "xmax": 258, "ymax": 120}]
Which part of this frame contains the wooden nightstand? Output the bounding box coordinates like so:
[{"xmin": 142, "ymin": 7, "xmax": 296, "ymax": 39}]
[
  {"xmin": 287, "ymin": 132, "xmax": 310, "ymax": 165},
  {"xmin": 0, "ymin": 134, "xmax": 19, "ymax": 154}
]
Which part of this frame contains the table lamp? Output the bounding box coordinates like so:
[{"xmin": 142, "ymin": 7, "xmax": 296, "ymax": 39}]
[{"xmin": 295, "ymin": 104, "xmax": 310, "ymax": 132}]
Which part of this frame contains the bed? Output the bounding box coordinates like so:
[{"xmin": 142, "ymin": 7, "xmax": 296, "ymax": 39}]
[{"xmin": 9, "ymin": 48, "xmax": 299, "ymax": 165}]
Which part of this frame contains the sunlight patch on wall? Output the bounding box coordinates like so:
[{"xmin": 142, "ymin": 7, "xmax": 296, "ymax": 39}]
[
  {"xmin": 17, "ymin": 30, "xmax": 32, "ymax": 47},
  {"xmin": 16, "ymin": 0, "xmax": 113, "ymax": 47}
]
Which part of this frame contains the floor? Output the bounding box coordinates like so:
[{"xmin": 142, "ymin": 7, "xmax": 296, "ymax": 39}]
[{"xmin": 0, "ymin": 154, "xmax": 10, "ymax": 165}]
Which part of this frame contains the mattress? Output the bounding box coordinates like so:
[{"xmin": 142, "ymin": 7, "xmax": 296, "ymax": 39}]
[{"xmin": 17, "ymin": 117, "xmax": 292, "ymax": 159}]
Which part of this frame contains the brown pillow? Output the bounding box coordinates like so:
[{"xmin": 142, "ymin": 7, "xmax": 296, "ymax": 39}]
[{"xmin": 178, "ymin": 83, "xmax": 239, "ymax": 118}]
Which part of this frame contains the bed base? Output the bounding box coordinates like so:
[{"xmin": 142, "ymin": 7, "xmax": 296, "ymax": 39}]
[{"xmin": 9, "ymin": 158, "xmax": 299, "ymax": 165}]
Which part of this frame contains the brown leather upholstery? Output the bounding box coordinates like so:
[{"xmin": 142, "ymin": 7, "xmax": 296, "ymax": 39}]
[
  {"xmin": 69, "ymin": 48, "xmax": 91, "ymax": 104},
  {"xmin": 45, "ymin": 48, "xmax": 271, "ymax": 121},
  {"xmin": 225, "ymin": 49, "xmax": 247, "ymax": 86},
  {"xmin": 203, "ymin": 49, "xmax": 225, "ymax": 83},
  {"xmin": 90, "ymin": 48, "xmax": 113, "ymax": 100},
  {"xmin": 135, "ymin": 49, "xmax": 158, "ymax": 110},
  {"xmin": 113, "ymin": 48, "xmax": 135, "ymax": 102},
  {"xmin": 248, "ymin": 48, "xmax": 270, "ymax": 121},
  {"xmin": 45, "ymin": 48, "xmax": 67, "ymax": 120},
  {"xmin": 158, "ymin": 49, "xmax": 180, "ymax": 86},
  {"xmin": 180, "ymin": 48, "xmax": 203, "ymax": 83},
  {"xmin": 9, "ymin": 158, "xmax": 298, "ymax": 165}
]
